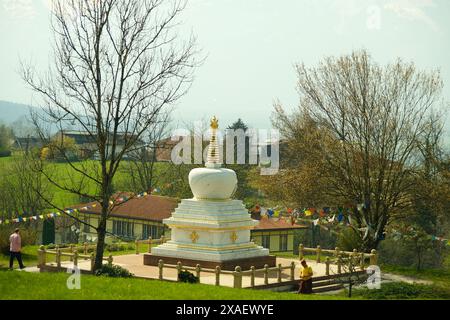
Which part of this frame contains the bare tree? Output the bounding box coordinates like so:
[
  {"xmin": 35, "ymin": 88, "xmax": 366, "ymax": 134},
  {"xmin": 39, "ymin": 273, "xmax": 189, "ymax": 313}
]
[
  {"xmin": 121, "ymin": 109, "xmax": 172, "ymax": 194},
  {"xmin": 273, "ymin": 50, "xmax": 445, "ymax": 251},
  {"xmin": 21, "ymin": 0, "xmax": 198, "ymax": 271}
]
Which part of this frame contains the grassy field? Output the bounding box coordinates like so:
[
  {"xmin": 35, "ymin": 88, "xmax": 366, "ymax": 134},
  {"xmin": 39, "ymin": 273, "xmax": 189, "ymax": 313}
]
[
  {"xmin": 0, "ymin": 270, "xmax": 347, "ymax": 300},
  {"xmin": 347, "ymin": 281, "xmax": 450, "ymax": 300},
  {"xmin": 0, "ymin": 245, "xmax": 40, "ymax": 269},
  {"xmin": 380, "ymin": 264, "xmax": 450, "ymax": 292},
  {"xmin": 0, "ymin": 155, "xmax": 173, "ymax": 208}
]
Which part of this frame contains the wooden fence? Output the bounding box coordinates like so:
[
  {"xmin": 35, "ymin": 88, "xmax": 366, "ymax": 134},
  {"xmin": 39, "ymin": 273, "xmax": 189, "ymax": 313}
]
[
  {"xmin": 156, "ymin": 260, "xmax": 297, "ymax": 289},
  {"xmin": 37, "ymin": 245, "xmax": 113, "ymax": 272},
  {"xmin": 298, "ymin": 244, "xmax": 378, "ymax": 275},
  {"xmin": 37, "ymin": 236, "xmax": 169, "ymax": 272},
  {"xmin": 36, "ymin": 239, "xmax": 378, "ymax": 290}
]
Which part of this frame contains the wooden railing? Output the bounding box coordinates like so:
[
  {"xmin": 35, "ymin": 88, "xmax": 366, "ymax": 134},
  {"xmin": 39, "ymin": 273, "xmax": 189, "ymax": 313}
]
[
  {"xmin": 156, "ymin": 260, "xmax": 297, "ymax": 289},
  {"xmin": 37, "ymin": 236, "xmax": 169, "ymax": 272},
  {"xmin": 298, "ymin": 244, "xmax": 378, "ymax": 275},
  {"xmin": 135, "ymin": 236, "xmax": 168, "ymax": 254},
  {"xmin": 37, "ymin": 245, "xmax": 113, "ymax": 272}
]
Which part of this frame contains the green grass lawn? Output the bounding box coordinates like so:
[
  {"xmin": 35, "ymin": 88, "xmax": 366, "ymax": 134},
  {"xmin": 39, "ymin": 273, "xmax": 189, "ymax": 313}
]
[
  {"xmin": 0, "ymin": 156, "xmax": 172, "ymax": 208},
  {"xmin": 380, "ymin": 264, "xmax": 450, "ymax": 291},
  {"xmin": 347, "ymin": 281, "xmax": 450, "ymax": 300},
  {"xmin": 0, "ymin": 246, "xmax": 40, "ymax": 269},
  {"xmin": 0, "ymin": 270, "xmax": 347, "ymax": 300}
]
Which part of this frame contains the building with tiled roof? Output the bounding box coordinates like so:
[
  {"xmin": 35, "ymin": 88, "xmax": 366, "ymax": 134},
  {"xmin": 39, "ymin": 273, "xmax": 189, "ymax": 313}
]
[{"xmin": 68, "ymin": 195, "xmax": 306, "ymax": 253}]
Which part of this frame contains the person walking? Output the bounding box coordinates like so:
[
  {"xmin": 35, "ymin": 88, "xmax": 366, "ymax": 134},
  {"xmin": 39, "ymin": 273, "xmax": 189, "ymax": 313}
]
[
  {"xmin": 298, "ymin": 259, "xmax": 313, "ymax": 294},
  {"xmin": 9, "ymin": 228, "xmax": 26, "ymax": 270}
]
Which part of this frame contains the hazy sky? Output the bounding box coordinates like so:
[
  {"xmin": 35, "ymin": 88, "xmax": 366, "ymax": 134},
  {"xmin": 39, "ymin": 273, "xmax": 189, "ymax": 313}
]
[{"xmin": 0, "ymin": 0, "xmax": 449, "ymax": 135}]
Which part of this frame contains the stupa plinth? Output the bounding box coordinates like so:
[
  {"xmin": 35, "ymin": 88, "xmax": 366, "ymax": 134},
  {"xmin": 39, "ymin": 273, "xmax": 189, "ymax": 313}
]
[{"xmin": 144, "ymin": 116, "xmax": 275, "ymax": 270}]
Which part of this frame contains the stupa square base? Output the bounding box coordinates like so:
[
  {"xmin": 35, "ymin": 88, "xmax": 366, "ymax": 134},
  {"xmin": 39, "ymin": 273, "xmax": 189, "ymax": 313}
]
[{"xmin": 143, "ymin": 253, "xmax": 276, "ymax": 271}]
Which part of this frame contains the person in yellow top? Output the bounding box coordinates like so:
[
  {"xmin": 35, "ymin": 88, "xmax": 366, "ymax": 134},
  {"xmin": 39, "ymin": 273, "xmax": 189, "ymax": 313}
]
[{"xmin": 298, "ymin": 259, "xmax": 314, "ymax": 294}]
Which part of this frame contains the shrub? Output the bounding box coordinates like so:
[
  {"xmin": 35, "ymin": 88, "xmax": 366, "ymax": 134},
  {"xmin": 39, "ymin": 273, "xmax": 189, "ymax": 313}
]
[
  {"xmin": 95, "ymin": 264, "xmax": 134, "ymax": 278},
  {"xmin": 178, "ymin": 270, "xmax": 199, "ymax": 284},
  {"xmin": 351, "ymin": 282, "xmax": 450, "ymax": 300},
  {"xmin": 378, "ymin": 236, "xmax": 447, "ymax": 270},
  {"xmin": 0, "ymin": 150, "xmax": 12, "ymax": 157},
  {"xmin": 336, "ymin": 228, "xmax": 363, "ymax": 252},
  {"xmin": 0, "ymin": 226, "xmax": 38, "ymax": 254},
  {"xmin": 106, "ymin": 244, "xmax": 119, "ymax": 252}
]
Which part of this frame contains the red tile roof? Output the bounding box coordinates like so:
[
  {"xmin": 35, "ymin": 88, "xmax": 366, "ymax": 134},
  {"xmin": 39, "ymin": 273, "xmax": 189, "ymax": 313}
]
[
  {"xmin": 76, "ymin": 195, "xmax": 178, "ymax": 222},
  {"xmin": 254, "ymin": 217, "xmax": 307, "ymax": 231}
]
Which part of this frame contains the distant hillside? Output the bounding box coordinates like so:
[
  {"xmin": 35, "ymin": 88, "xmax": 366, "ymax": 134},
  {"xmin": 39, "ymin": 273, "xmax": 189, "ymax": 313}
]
[{"xmin": 0, "ymin": 100, "xmax": 34, "ymax": 124}]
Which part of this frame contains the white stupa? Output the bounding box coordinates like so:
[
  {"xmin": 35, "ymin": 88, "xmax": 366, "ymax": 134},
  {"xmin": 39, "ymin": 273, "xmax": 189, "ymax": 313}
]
[{"xmin": 144, "ymin": 117, "xmax": 274, "ymax": 270}]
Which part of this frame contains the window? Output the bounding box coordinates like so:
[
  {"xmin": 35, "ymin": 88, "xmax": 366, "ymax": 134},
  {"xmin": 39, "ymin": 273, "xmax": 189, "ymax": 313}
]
[
  {"xmin": 83, "ymin": 216, "xmax": 90, "ymax": 233},
  {"xmin": 279, "ymin": 234, "xmax": 288, "ymax": 252},
  {"xmin": 261, "ymin": 235, "xmax": 270, "ymax": 249},
  {"xmin": 112, "ymin": 220, "xmax": 134, "ymax": 239},
  {"xmin": 142, "ymin": 224, "xmax": 162, "ymax": 240}
]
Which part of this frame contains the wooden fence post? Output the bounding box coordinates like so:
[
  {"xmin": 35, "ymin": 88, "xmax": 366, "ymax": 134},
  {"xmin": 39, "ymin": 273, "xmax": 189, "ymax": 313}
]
[
  {"xmin": 337, "ymin": 254, "xmax": 342, "ymax": 274},
  {"xmin": 38, "ymin": 245, "xmax": 46, "ymax": 268},
  {"xmin": 316, "ymin": 245, "xmax": 322, "ymax": 263},
  {"xmin": 360, "ymin": 252, "xmax": 365, "ymax": 270},
  {"xmin": 370, "ymin": 249, "xmax": 378, "ymax": 265},
  {"xmin": 158, "ymin": 259, "xmax": 164, "ymax": 280},
  {"xmin": 334, "ymin": 247, "xmax": 340, "ymax": 258},
  {"xmin": 135, "ymin": 240, "xmax": 139, "ymax": 255},
  {"xmin": 84, "ymin": 242, "xmax": 88, "ymax": 255},
  {"xmin": 56, "ymin": 246, "xmax": 61, "ymax": 269},
  {"xmin": 250, "ymin": 266, "xmax": 256, "ymax": 287},
  {"xmin": 69, "ymin": 244, "xmax": 74, "ymax": 261},
  {"xmin": 299, "ymin": 244, "xmax": 304, "ymax": 260},
  {"xmin": 161, "ymin": 236, "xmax": 165, "ymax": 244},
  {"xmin": 290, "ymin": 261, "xmax": 295, "ymax": 281},
  {"xmin": 233, "ymin": 266, "xmax": 242, "ymax": 289},
  {"xmin": 353, "ymin": 249, "xmax": 358, "ymax": 264},
  {"xmin": 215, "ymin": 266, "xmax": 221, "ymax": 286},
  {"xmin": 349, "ymin": 254, "xmax": 354, "ymax": 271},
  {"xmin": 90, "ymin": 253, "xmax": 95, "ymax": 271},
  {"xmin": 148, "ymin": 237, "xmax": 152, "ymax": 253},
  {"xmin": 264, "ymin": 264, "xmax": 269, "ymax": 285},
  {"xmin": 108, "ymin": 255, "xmax": 113, "ymax": 267},
  {"xmin": 196, "ymin": 264, "xmax": 201, "ymax": 281},
  {"xmin": 73, "ymin": 250, "xmax": 78, "ymax": 267},
  {"xmin": 325, "ymin": 257, "xmax": 330, "ymax": 276},
  {"xmin": 277, "ymin": 264, "xmax": 282, "ymax": 283},
  {"xmin": 176, "ymin": 262, "xmax": 182, "ymax": 282}
]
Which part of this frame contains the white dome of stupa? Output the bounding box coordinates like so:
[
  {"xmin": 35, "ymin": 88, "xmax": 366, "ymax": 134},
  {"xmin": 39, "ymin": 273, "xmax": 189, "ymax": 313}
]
[{"xmin": 188, "ymin": 116, "xmax": 237, "ymax": 200}]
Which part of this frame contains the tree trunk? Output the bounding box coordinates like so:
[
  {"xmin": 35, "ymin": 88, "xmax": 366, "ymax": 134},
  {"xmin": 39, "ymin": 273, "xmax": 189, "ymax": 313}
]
[
  {"xmin": 362, "ymin": 236, "xmax": 381, "ymax": 253},
  {"xmin": 93, "ymin": 214, "xmax": 108, "ymax": 272}
]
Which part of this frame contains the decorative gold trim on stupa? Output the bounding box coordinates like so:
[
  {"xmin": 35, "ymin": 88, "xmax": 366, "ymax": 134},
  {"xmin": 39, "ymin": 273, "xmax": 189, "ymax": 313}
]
[
  {"xmin": 190, "ymin": 231, "xmax": 199, "ymax": 243},
  {"xmin": 230, "ymin": 231, "xmax": 238, "ymax": 243}
]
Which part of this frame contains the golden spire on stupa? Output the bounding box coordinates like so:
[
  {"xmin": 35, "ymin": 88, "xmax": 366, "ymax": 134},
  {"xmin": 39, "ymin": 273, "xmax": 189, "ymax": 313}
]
[
  {"xmin": 210, "ymin": 116, "xmax": 219, "ymax": 130},
  {"xmin": 206, "ymin": 116, "xmax": 221, "ymax": 167}
]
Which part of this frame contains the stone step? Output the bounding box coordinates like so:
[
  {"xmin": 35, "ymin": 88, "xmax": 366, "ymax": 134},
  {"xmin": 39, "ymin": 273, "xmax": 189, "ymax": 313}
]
[
  {"xmin": 312, "ymin": 284, "xmax": 344, "ymax": 293},
  {"xmin": 313, "ymin": 270, "xmax": 367, "ymax": 282},
  {"xmin": 312, "ymin": 278, "xmax": 342, "ymax": 288}
]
